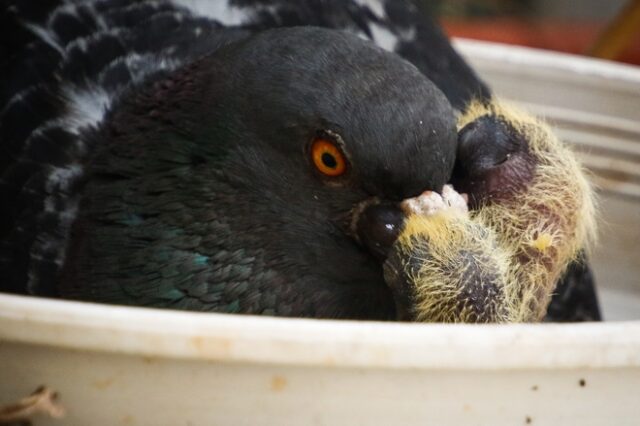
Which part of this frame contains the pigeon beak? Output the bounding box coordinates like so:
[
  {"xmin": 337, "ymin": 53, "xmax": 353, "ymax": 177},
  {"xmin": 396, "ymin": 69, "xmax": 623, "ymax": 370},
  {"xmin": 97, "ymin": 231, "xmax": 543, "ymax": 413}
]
[
  {"xmin": 352, "ymin": 186, "xmax": 468, "ymax": 262},
  {"xmin": 352, "ymin": 200, "xmax": 406, "ymax": 262}
]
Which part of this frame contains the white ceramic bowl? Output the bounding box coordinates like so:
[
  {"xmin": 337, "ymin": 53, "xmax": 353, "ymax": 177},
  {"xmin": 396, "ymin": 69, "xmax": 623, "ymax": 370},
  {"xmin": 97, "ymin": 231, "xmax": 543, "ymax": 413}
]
[{"xmin": 1, "ymin": 40, "xmax": 639, "ymax": 425}]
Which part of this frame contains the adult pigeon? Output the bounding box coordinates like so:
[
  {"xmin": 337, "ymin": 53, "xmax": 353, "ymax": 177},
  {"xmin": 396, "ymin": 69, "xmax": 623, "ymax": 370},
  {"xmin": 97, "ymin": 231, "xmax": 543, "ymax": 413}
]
[{"xmin": 0, "ymin": 0, "xmax": 600, "ymax": 321}]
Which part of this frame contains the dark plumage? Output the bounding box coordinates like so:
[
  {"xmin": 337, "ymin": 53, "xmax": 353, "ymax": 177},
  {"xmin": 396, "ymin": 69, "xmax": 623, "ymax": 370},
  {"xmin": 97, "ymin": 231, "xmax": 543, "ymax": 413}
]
[{"xmin": 0, "ymin": 0, "xmax": 599, "ymax": 321}]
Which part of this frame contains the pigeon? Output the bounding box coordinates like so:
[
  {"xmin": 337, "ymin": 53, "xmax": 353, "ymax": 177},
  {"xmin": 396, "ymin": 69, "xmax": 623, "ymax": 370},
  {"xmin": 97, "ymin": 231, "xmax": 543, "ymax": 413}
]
[{"xmin": 0, "ymin": 0, "xmax": 600, "ymax": 321}]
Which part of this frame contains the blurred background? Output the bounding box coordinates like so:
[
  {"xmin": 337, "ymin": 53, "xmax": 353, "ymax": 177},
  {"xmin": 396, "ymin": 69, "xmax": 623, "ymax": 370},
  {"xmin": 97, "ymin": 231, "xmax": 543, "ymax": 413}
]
[{"xmin": 424, "ymin": 0, "xmax": 640, "ymax": 65}]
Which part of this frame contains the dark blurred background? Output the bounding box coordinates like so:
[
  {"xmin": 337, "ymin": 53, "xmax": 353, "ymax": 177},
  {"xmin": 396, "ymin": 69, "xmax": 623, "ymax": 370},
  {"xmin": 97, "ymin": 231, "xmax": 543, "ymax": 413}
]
[{"xmin": 424, "ymin": 0, "xmax": 640, "ymax": 65}]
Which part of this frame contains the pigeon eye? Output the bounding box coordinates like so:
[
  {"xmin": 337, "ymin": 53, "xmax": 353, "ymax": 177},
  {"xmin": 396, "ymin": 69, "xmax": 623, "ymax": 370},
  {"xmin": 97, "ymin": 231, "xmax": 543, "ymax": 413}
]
[{"xmin": 311, "ymin": 138, "xmax": 347, "ymax": 177}]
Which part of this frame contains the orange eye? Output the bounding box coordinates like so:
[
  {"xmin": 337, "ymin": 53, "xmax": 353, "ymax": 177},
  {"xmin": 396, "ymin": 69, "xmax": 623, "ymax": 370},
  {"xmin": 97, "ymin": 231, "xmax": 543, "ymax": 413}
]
[{"xmin": 311, "ymin": 138, "xmax": 347, "ymax": 177}]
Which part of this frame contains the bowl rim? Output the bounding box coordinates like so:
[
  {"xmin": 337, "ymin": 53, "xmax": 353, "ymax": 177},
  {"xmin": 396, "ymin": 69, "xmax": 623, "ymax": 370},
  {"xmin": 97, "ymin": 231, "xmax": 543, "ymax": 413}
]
[
  {"xmin": 2, "ymin": 293, "xmax": 639, "ymax": 370},
  {"xmin": 454, "ymin": 38, "xmax": 640, "ymax": 89}
]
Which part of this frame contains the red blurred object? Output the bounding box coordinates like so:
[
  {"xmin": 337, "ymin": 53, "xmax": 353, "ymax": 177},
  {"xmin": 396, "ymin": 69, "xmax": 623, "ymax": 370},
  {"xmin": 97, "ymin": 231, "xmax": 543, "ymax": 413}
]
[{"xmin": 442, "ymin": 18, "xmax": 640, "ymax": 65}]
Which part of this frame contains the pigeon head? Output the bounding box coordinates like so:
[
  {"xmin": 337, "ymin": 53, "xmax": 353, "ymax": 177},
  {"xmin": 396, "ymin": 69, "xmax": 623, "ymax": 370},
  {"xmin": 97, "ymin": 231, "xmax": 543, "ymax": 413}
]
[
  {"xmin": 214, "ymin": 27, "xmax": 456, "ymax": 198},
  {"xmin": 61, "ymin": 27, "xmax": 457, "ymax": 319}
]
